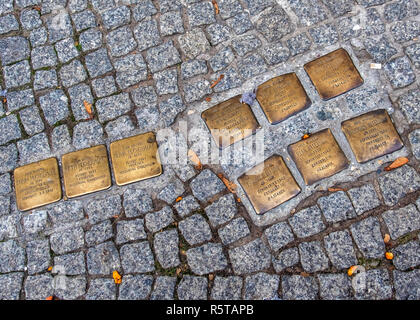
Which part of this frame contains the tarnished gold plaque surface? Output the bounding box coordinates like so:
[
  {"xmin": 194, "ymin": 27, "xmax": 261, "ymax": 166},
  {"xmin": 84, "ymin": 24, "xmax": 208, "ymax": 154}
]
[
  {"xmin": 110, "ymin": 132, "xmax": 162, "ymax": 186},
  {"xmin": 341, "ymin": 109, "xmax": 404, "ymax": 163},
  {"xmin": 238, "ymin": 155, "xmax": 301, "ymax": 215},
  {"xmin": 202, "ymin": 96, "xmax": 261, "ymax": 149},
  {"xmin": 304, "ymin": 48, "xmax": 364, "ymax": 100},
  {"xmin": 14, "ymin": 158, "xmax": 62, "ymax": 211},
  {"xmin": 256, "ymin": 73, "xmax": 311, "ymax": 124},
  {"xmin": 62, "ymin": 145, "xmax": 111, "ymax": 198},
  {"xmin": 288, "ymin": 129, "xmax": 349, "ymax": 185}
]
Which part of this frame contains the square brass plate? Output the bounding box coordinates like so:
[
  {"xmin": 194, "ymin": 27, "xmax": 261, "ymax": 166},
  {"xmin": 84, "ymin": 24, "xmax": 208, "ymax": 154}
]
[
  {"xmin": 256, "ymin": 73, "xmax": 311, "ymax": 124},
  {"xmin": 288, "ymin": 129, "xmax": 349, "ymax": 185},
  {"xmin": 110, "ymin": 132, "xmax": 162, "ymax": 186},
  {"xmin": 201, "ymin": 95, "xmax": 261, "ymax": 149},
  {"xmin": 341, "ymin": 109, "xmax": 404, "ymax": 163},
  {"xmin": 238, "ymin": 155, "xmax": 301, "ymax": 215},
  {"xmin": 62, "ymin": 145, "xmax": 111, "ymax": 198},
  {"xmin": 304, "ymin": 48, "xmax": 364, "ymax": 100},
  {"xmin": 14, "ymin": 158, "xmax": 62, "ymax": 211}
]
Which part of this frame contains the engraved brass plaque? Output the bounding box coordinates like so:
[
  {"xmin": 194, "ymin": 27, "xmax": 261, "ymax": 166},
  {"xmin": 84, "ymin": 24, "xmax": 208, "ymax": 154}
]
[
  {"xmin": 304, "ymin": 48, "xmax": 364, "ymax": 100},
  {"xmin": 341, "ymin": 109, "xmax": 404, "ymax": 163},
  {"xmin": 238, "ymin": 155, "xmax": 301, "ymax": 215},
  {"xmin": 14, "ymin": 158, "xmax": 62, "ymax": 211},
  {"xmin": 62, "ymin": 145, "xmax": 111, "ymax": 198},
  {"xmin": 110, "ymin": 132, "xmax": 162, "ymax": 186},
  {"xmin": 288, "ymin": 129, "xmax": 349, "ymax": 185},
  {"xmin": 256, "ymin": 73, "xmax": 311, "ymax": 124},
  {"xmin": 201, "ymin": 95, "xmax": 261, "ymax": 149}
]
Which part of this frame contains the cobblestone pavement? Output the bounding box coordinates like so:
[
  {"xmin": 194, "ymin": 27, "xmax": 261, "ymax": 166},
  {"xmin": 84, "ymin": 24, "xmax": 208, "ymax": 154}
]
[{"xmin": 0, "ymin": 0, "xmax": 420, "ymax": 300}]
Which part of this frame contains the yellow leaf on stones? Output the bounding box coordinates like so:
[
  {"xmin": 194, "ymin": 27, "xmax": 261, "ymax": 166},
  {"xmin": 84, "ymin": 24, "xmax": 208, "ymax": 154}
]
[
  {"xmin": 385, "ymin": 252, "xmax": 394, "ymax": 260},
  {"xmin": 384, "ymin": 234, "xmax": 390, "ymax": 244},
  {"xmin": 113, "ymin": 270, "xmax": 122, "ymax": 284},
  {"xmin": 347, "ymin": 265, "xmax": 358, "ymax": 276},
  {"xmin": 83, "ymin": 100, "xmax": 93, "ymax": 119},
  {"xmin": 385, "ymin": 157, "xmax": 409, "ymax": 171},
  {"xmin": 218, "ymin": 173, "xmax": 237, "ymax": 194},
  {"xmin": 188, "ymin": 149, "xmax": 202, "ymax": 170}
]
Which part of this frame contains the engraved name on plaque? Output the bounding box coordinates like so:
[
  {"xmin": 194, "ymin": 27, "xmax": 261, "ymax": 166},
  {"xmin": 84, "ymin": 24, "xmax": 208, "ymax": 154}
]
[
  {"xmin": 341, "ymin": 109, "xmax": 404, "ymax": 163},
  {"xmin": 288, "ymin": 129, "xmax": 349, "ymax": 185},
  {"xmin": 238, "ymin": 155, "xmax": 301, "ymax": 215}
]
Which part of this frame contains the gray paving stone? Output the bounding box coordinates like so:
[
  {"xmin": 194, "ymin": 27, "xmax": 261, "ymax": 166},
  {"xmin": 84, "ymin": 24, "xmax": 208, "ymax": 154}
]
[
  {"xmin": 181, "ymin": 60, "xmax": 208, "ymax": 79},
  {"xmin": 178, "ymin": 213, "xmax": 211, "ymax": 245},
  {"xmin": 226, "ymin": 12, "xmax": 253, "ymax": 35},
  {"xmin": 384, "ymin": 0, "xmax": 418, "ymax": 22},
  {"xmin": 405, "ymin": 43, "xmax": 420, "ymax": 69},
  {"xmin": 289, "ymin": 205, "xmax": 326, "ymax": 238},
  {"xmin": 86, "ymin": 278, "xmax": 116, "ymax": 300},
  {"xmin": 54, "ymin": 252, "xmax": 86, "ymax": 275},
  {"xmin": 177, "ymin": 276, "xmax": 208, "ymax": 300},
  {"xmin": 187, "ymin": 1, "xmax": 216, "ymax": 27},
  {"xmin": 48, "ymin": 200, "xmax": 84, "ymax": 226},
  {"xmin": 160, "ymin": 10, "xmax": 184, "ymax": 36},
  {"xmin": 72, "ymin": 120, "xmax": 104, "ymax": 149},
  {"xmin": 154, "ymin": 229, "xmax": 180, "ymax": 269},
  {"xmin": 92, "ymin": 76, "xmax": 117, "ymax": 98},
  {"xmin": 4, "ymin": 60, "xmax": 31, "ymax": 89},
  {"xmin": 178, "ymin": 29, "xmax": 210, "ymax": 59},
  {"xmin": 382, "ymin": 204, "xmax": 420, "ymax": 240},
  {"xmin": 260, "ymin": 42, "xmax": 290, "ymax": 65},
  {"xmin": 0, "ymin": 36, "xmax": 30, "ymax": 66},
  {"xmin": 393, "ymin": 269, "xmax": 420, "ymax": 300},
  {"xmin": 45, "ymin": 12, "xmax": 73, "ymax": 43},
  {"xmin": 96, "ymin": 93, "xmax": 132, "ymax": 123},
  {"xmin": 80, "ymin": 28, "xmax": 103, "ymax": 52},
  {"xmin": 158, "ymin": 94, "xmax": 186, "ymax": 127},
  {"xmin": 105, "ymin": 26, "xmax": 137, "ymax": 58},
  {"xmin": 0, "ymin": 213, "xmax": 19, "ymax": 240},
  {"xmin": 281, "ymin": 275, "xmax": 318, "ymax": 300},
  {"xmin": 133, "ymin": 19, "xmax": 162, "ymax": 52},
  {"xmin": 364, "ymin": 36, "xmax": 398, "ymax": 64},
  {"xmin": 71, "ymin": 10, "xmax": 97, "ymax": 32},
  {"xmin": 87, "ymin": 241, "xmax": 121, "ymax": 275},
  {"xmin": 55, "ymin": 38, "xmax": 79, "ymax": 63},
  {"xmin": 264, "ymin": 221, "xmax": 294, "ymax": 252},
  {"xmin": 357, "ymin": 0, "xmax": 386, "ymax": 7},
  {"xmin": 206, "ymin": 24, "xmax": 231, "ymax": 45},
  {"xmin": 210, "ymin": 47, "xmax": 235, "ymax": 72},
  {"xmin": 22, "ymin": 210, "xmax": 47, "ymax": 234},
  {"xmin": 60, "ymin": 60, "xmax": 87, "ymax": 88},
  {"xmin": 5, "ymin": 89, "xmax": 34, "ymax": 112},
  {"xmin": 392, "ymin": 241, "xmax": 420, "ymax": 271},
  {"xmin": 205, "ymin": 194, "xmax": 237, "ymax": 228},
  {"xmin": 399, "ymin": 89, "xmax": 420, "ymax": 125},
  {"xmin": 150, "ymin": 276, "xmax": 176, "ymax": 300},
  {"xmin": 183, "ymin": 79, "xmax": 211, "ymax": 103},
  {"xmin": 232, "ymin": 34, "xmax": 262, "ymax": 57},
  {"xmin": 54, "ymin": 276, "xmax": 86, "ymax": 300},
  {"xmin": 272, "ymin": 247, "xmax": 300, "ymax": 273},
  {"xmin": 31, "ymin": 46, "xmax": 57, "ymax": 70},
  {"xmin": 191, "ymin": 169, "xmax": 226, "ymax": 203},
  {"xmin": 85, "ymin": 220, "xmax": 113, "ymax": 247},
  {"xmin": 288, "ymin": 0, "xmax": 327, "ymax": 26},
  {"xmin": 116, "ymin": 219, "xmax": 147, "ymax": 245},
  {"xmin": 133, "ymin": 0, "xmax": 157, "ymax": 22},
  {"xmin": 114, "ymin": 54, "xmax": 147, "ymax": 89},
  {"xmin": 324, "ymin": 230, "xmax": 358, "ymax": 270},
  {"xmin": 0, "ymin": 173, "xmax": 11, "ymax": 195},
  {"xmin": 157, "ymin": 0, "xmax": 182, "ymax": 13},
  {"xmin": 348, "ymin": 184, "xmax": 381, "ymax": 215},
  {"xmin": 379, "ymin": 165, "xmax": 420, "ymax": 206},
  {"xmin": 26, "ymin": 239, "xmax": 50, "ymax": 275},
  {"xmin": 287, "ymin": 33, "xmax": 312, "ymax": 56},
  {"xmin": 354, "ymin": 269, "xmax": 392, "ymax": 300},
  {"xmin": 52, "ymin": 124, "xmax": 71, "ymax": 153},
  {"xmin": 218, "ymin": 217, "xmax": 250, "ymax": 245},
  {"xmin": 120, "ymin": 241, "xmax": 155, "ymax": 274},
  {"xmin": 364, "ymin": 8, "xmax": 385, "ymax": 36},
  {"xmin": 174, "ymin": 195, "xmax": 201, "ymax": 218},
  {"xmin": 229, "ymin": 238, "xmax": 271, "ymax": 275},
  {"xmin": 318, "ymin": 273, "xmax": 353, "ymax": 300},
  {"xmin": 123, "ymin": 188, "xmax": 153, "ymax": 218},
  {"xmin": 130, "ymin": 85, "xmax": 157, "ymax": 108},
  {"xmin": 0, "ymin": 195, "xmax": 10, "ymax": 216},
  {"xmin": 213, "ymin": 66, "xmax": 243, "ymax": 92},
  {"xmin": 25, "ymin": 274, "xmax": 54, "ymax": 300},
  {"xmin": 338, "ymin": 15, "xmax": 363, "ymax": 41},
  {"xmin": 85, "ymin": 195, "xmax": 121, "ymax": 224},
  {"xmin": 33, "ymin": 69, "xmax": 58, "ymax": 91},
  {"xmin": 211, "ymin": 276, "xmax": 243, "ymax": 300},
  {"xmin": 0, "ymin": 240, "xmax": 25, "ymax": 273},
  {"xmin": 68, "ymin": 83, "xmax": 94, "ymax": 121},
  {"xmin": 19, "ymin": 106, "xmax": 44, "ymax": 136},
  {"xmin": 145, "ymin": 206, "xmax": 174, "ymax": 233},
  {"xmin": 39, "ymin": 90, "xmax": 69, "ymax": 125},
  {"xmin": 244, "ymin": 273, "xmax": 279, "ymax": 300},
  {"xmin": 50, "ymin": 227, "xmax": 84, "ymax": 255},
  {"xmin": 85, "ymin": 48, "xmax": 113, "ymax": 78},
  {"xmin": 101, "ymin": 6, "xmax": 131, "ymax": 30},
  {"xmin": 105, "ymin": 116, "xmax": 135, "ymax": 140},
  {"xmin": 238, "ymin": 53, "xmax": 267, "ymax": 79},
  {"xmin": 136, "ymin": 105, "xmax": 160, "ymax": 132},
  {"xmin": 322, "ymin": 0, "xmax": 353, "ymax": 17},
  {"xmin": 350, "ymin": 216, "xmax": 385, "ymax": 259},
  {"xmin": 187, "ymin": 243, "xmax": 227, "ymax": 275},
  {"xmin": 17, "ymin": 133, "xmax": 51, "ymax": 164},
  {"xmin": 317, "ymin": 191, "xmax": 356, "ymax": 223},
  {"xmin": 0, "ymin": 115, "xmax": 21, "ymax": 145},
  {"xmin": 0, "ymin": 0, "xmax": 13, "ymax": 15},
  {"xmin": 119, "ymin": 275, "xmax": 153, "ymax": 300},
  {"xmin": 384, "ymin": 56, "xmax": 416, "ymax": 89},
  {"xmin": 218, "ymin": 0, "xmax": 243, "ymax": 19},
  {"xmin": 154, "ymin": 69, "xmax": 178, "ymax": 96},
  {"xmin": 0, "ymin": 273, "xmax": 23, "ymax": 300},
  {"xmin": 409, "ymin": 129, "xmax": 420, "ymax": 160},
  {"xmin": 298, "ymin": 241, "xmax": 329, "ymax": 273}
]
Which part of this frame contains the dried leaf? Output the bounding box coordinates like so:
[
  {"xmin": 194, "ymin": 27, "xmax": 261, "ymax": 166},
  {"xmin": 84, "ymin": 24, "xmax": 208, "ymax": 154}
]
[
  {"xmin": 347, "ymin": 265, "xmax": 358, "ymax": 276},
  {"xmin": 218, "ymin": 173, "xmax": 238, "ymax": 194},
  {"xmin": 188, "ymin": 149, "xmax": 203, "ymax": 170},
  {"xmin": 385, "ymin": 252, "xmax": 394, "ymax": 260},
  {"xmin": 47, "ymin": 266, "xmax": 53, "ymax": 272},
  {"xmin": 328, "ymin": 187, "xmax": 346, "ymax": 192},
  {"xmin": 384, "ymin": 234, "xmax": 390, "ymax": 244},
  {"xmin": 83, "ymin": 100, "xmax": 93, "ymax": 119},
  {"xmin": 205, "ymin": 97, "xmax": 212, "ymax": 102},
  {"xmin": 300, "ymin": 272, "xmax": 310, "ymax": 277},
  {"xmin": 210, "ymin": 74, "xmax": 224, "ymax": 88},
  {"xmin": 46, "ymin": 296, "xmax": 53, "ymax": 300},
  {"xmin": 34, "ymin": 5, "xmax": 41, "ymax": 11},
  {"xmin": 212, "ymin": 0, "xmax": 219, "ymax": 14},
  {"xmin": 113, "ymin": 270, "xmax": 122, "ymax": 284},
  {"xmin": 385, "ymin": 157, "xmax": 409, "ymax": 171},
  {"xmin": 176, "ymin": 268, "xmax": 182, "ymax": 276},
  {"xmin": 176, "ymin": 196, "xmax": 183, "ymax": 202},
  {"xmin": 302, "ymin": 133, "xmax": 310, "ymax": 140}
]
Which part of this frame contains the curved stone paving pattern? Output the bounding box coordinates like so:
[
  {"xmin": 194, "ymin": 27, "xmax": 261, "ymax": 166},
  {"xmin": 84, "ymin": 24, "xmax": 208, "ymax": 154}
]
[{"xmin": 0, "ymin": 0, "xmax": 419, "ymax": 300}]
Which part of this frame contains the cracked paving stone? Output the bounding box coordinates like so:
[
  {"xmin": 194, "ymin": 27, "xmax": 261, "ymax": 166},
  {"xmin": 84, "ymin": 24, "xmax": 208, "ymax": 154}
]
[
  {"xmin": 218, "ymin": 0, "xmax": 243, "ymax": 19},
  {"xmin": 72, "ymin": 120, "xmax": 104, "ymax": 149},
  {"xmin": 4, "ymin": 60, "xmax": 31, "ymax": 89},
  {"xmin": 229, "ymin": 238, "xmax": 271, "ymax": 275},
  {"xmin": 0, "ymin": 240, "xmax": 25, "ymax": 273},
  {"xmin": 405, "ymin": 43, "xmax": 420, "ymax": 69},
  {"xmin": 282, "ymin": 275, "xmax": 318, "ymax": 300},
  {"xmin": 85, "ymin": 220, "xmax": 113, "ymax": 247},
  {"xmin": 100, "ymin": 6, "xmax": 130, "ymax": 30},
  {"xmin": 392, "ymin": 241, "xmax": 420, "ymax": 271},
  {"xmin": 354, "ymin": 269, "xmax": 392, "ymax": 300},
  {"xmin": 379, "ymin": 166, "xmax": 420, "ymax": 206},
  {"xmin": 160, "ymin": 10, "xmax": 184, "ymax": 36},
  {"xmin": 324, "ymin": 230, "xmax": 357, "ymax": 270},
  {"xmin": 272, "ymin": 247, "xmax": 300, "ymax": 273},
  {"xmin": 232, "ymin": 34, "xmax": 262, "ymax": 57},
  {"xmin": 298, "ymin": 241, "xmax": 330, "ymax": 273},
  {"xmin": 154, "ymin": 229, "xmax": 180, "ymax": 269},
  {"xmin": 48, "ymin": 200, "xmax": 84, "ymax": 225},
  {"xmin": 210, "ymin": 47, "xmax": 235, "ymax": 72},
  {"xmin": 53, "ymin": 252, "xmax": 86, "ymax": 276},
  {"xmin": 54, "ymin": 38, "xmax": 79, "ymax": 63},
  {"xmin": 85, "ymin": 195, "xmax": 121, "ymax": 224},
  {"xmin": 178, "ymin": 29, "xmax": 210, "ymax": 60},
  {"xmin": 226, "ymin": 12, "xmax": 253, "ymax": 35},
  {"xmin": 39, "ymin": 90, "xmax": 69, "ymax": 125},
  {"xmin": 119, "ymin": 275, "xmax": 153, "ymax": 300},
  {"xmin": 191, "ymin": 169, "xmax": 226, "ymax": 203},
  {"xmin": 50, "ymin": 227, "xmax": 84, "ymax": 255},
  {"xmin": 87, "ymin": 241, "xmax": 121, "ymax": 276},
  {"xmin": 363, "ymin": 36, "xmax": 398, "ymax": 64},
  {"xmin": 177, "ymin": 276, "xmax": 208, "ymax": 300},
  {"xmin": 289, "ymin": 205, "xmax": 326, "ymax": 238},
  {"xmin": 183, "ymin": 79, "xmax": 211, "ymax": 103},
  {"xmin": 106, "ymin": 26, "xmax": 137, "ymax": 57},
  {"xmin": 204, "ymin": 194, "xmax": 237, "ymax": 227},
  {"xmin": 86, "ymin": 278, "xmax": 116, "ymax": 300},
  {"xmin": 19, "ymin": 106, "xmax": 44, "ymax": 136},
  {"xmin": 31, "ymin": 45, "xmax": 57, "ymax": 70},
  {"xmin": 123, "ymin": 188, "xmax": 153, "ymax": 218},
  {"xmin": 85, "ymin": 48, "xmax": 113, "ymax": 78},
  {"xmin": 105, "ymin": 116, "xmax": 135, "ymax": 140},
  {"xmin": 260, "ymin": 42, "xmax": 290, "ymax": 65},
  {"xmin": 318, "ymin": 273, "xmax": 353, "ymax": 300},
  {"xmin": 382, "ymin": 204, "xmax": 420, "ymax": 240},
  {"xmin": 0, "ymin": 273, "xmax": 23, "ymax": 300},
  {"xmin": 26, "ymin": 239, "xmax": 50, "ymax": 275},
  {"xmin": 114, "ymin": 54, "xmax": 147, "ymax": 89},
  {"xmin": 409, "ymin": 129, "xmax": 420, "ymax": 160},
  {"xmin": 174, "ymin": 195, "xmax": 200, "ymax": 218},
  {"xmin": 80, "ymin": 28, "xmax": 102, "ymax": 52},
  {"xmin": 116, "ymin": 219, "xmax": 147, "ymax": 245},
  {"xmin": 92, "ymin": 76, "xmax": 117, "ymax": 98},
  {"xmin": 181, "ymin": 60, "xmax": 208, "ymax": 80},
  {"xmin": 0, "ymin": 36, "xmax": 30, "ymax": 65},
  {"xmin": 150, "ymin": 276, "xmax": 176, "ymax": 300},
  {"xmin": 145, "ymin": 206, "xmax": 174, "ymax": 233},
  {"xmin": 68, "ymin": 83, "xmax": 94, "ymax": 121},
  {"xmin": 244, "ymin": 273, "xmax": 280, "ymax": 300},
  {"xmin": 25, "ymin": 274, "xmax": 54, "ymax": 300},
  {"xmin": 218, "ymin": 217, "xmax": 250, "ymax": 245},
  {"xmin": 121, "ymin": 241, "xmax": 155, "ymax": 274},
  {"xmin": 348, "ymin": 184, "xmax": 380, "ymax": 215},
  {"xmin": 34, "ymin": 69, "xmax": 58, "ymax": 91},
  {"xmin": 154, "ymin": 69, "xmax": 178, "ymax": 96},
  {"xmin": 179, "ymin": 213, "xmax": 212, "ymax": 245},
  {"xmin": 186, "ymin": 243, "xmax": 227, "ymax": 275},
  {"xmin": 287, "ymin": 33, "xmax": 312, "ymax": 56},
  {"xmin": 187, "ymin": 1, "xmax": 216, "ymax": 27},
  {"xmin": 211, "ymin": 276, "xmax": 243, "ymax": 300},
  {"xmin": 158, "ymin": 94, "xmax": 186, "ymax": 127},
  {"xmin": 264, "ymin": 221, "xmax": 294, "ymax": 252},
  {"xmin": 17, "ymin": 133, "xmax": 51, "ymax": 165},
  {"xmin": 71, "ymin": 10, "xmax": 97, "ymax": 32},
  {"xmin": 0, "ymin": 115, "xmax": 21, "ymax": 145},
  {"xmin": 393, "ymin": 270, "xmax": 420, "ymax": 300},
  {"xmin": 384, "ymin": 56, "xmax": 416, "ymax": 89},
  {"xmin": 60, "ymin": 60, "xmax": 87, "ymax": 88},
  {"xmin": 399, "ymin": 89, "xmax": 420, "ymax": 125},
  {"xmin": 206, "ymin": 24, "xmax": 231, "ymax": 45},
  {"xmin": 134, "ymin": 19, "xmax": 162, "ymax": 52},
  {"xmin": 317, "ymin": 191, "xmax": 356, "ymax": 223},
  {"xmin": 96, "ymin": 92, "xmax": 132, "ymax": 123},
  {"xmin": 6, "ymin": 89, "xmax": 34, "ymax": 112},
  {"xmin": 350, "ymin": 216, "xmax": 385, "ymax": 259}
]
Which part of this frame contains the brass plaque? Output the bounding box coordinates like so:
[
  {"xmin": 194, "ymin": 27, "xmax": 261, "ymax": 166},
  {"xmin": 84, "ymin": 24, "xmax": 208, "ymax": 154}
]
[
  {"xmin": 62, "ymin": 145, "xmax": 111, "ymax": 198},
  {"xmin": 341, "ymin": 109, "xmax": 404, "ymax": 163},
  {"xmin": 110, "ymin": 132, "xmax": 162, "ymax": 186},
  {"xmin": 238, "ymin": 155, "xmax": 301, "ymax": 215},
  {"xmin": 201, "ymin": 95, "xmax": 261, "ymax": 149},
  {"xmin": 288, "ymin": 129, "xmax": 349, "ymax": 185},
  {"xmin": 256, "ymin": 73, "xmax": 311, "ymax": 124},
  {"xmin": 14, "ymin": 158, "xmax": 62, "ymax": 211},
  {"xmin": 304, "ymin": 48, "xmax": 364, "ymax": 100}
]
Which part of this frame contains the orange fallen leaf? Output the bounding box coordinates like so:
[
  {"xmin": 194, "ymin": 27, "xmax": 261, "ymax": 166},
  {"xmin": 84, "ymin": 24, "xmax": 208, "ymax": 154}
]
[
  {"xmin": 210, "ymin": 74, "xmax": 224, "ymax": 88},
  {"xmin": 236, "ymin": 197, "xmax": 241, "ymax": 203},
  {"xmin": 300, "ymin": 272, "xmax": 310, "ymax": 277},
  {"xmin": 47, "ymin": 266, "xmax": 53, "ymax": 272},
  {"xmin": 113, "ymin": 270, "xmax": 122, "ymax": 284},
  {"xmin": 205, "ymin": 97, "xmax": 212, "ymax": 102},
  {"xmin": 188, "ymin": 149, "xmax": 203, "ymax": 170},
  {"xmin": 176, "ymin": 196, "xmax": 183, "ymax": 202},
  {"xmin": 328, "ymin": 187, "xmax": 346, "ymax": 192},
  {"xmin": 34, "ymin": 6, "xmax": 41, "ymax": 11},
  {"xmin": 218, "ymin": 173, "xmax": 238, "ymax": 194},
  {"xmin": 385, "ymin": 252, "xmax": 394, "ymax": 260},
  {"xmin": 385, "ymin": 157, "xmax": 409, "ymax": 171},
  {"xmin": 212, "ymin": 0, "xmax": 219, "ymax": 14},
  {"xmin": 46, "ymin": 296, "xmax": 53, "ymax": 300},
  {"xmin": 302, "ymin": 133, "xmax": 311, "ymax": 140},
  {"xmin": 347, "ymin": 265, "xmax": 358, "ymax": 276},
  {"xmin": 83, "ymin": 100, "xmax": 93, "ymax": 119},
  {"xmin": 384, "ymin": 234, "xmax": 390, "ymax": 244}
]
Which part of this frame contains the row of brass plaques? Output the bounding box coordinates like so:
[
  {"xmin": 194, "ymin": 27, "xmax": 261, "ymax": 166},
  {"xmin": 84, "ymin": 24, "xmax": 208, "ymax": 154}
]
[
  {"xmin": 14, "ymin": 132, "xmax": 162, "ymax": 211},
  {"xmin": 238, "ymin": 109, "xmax": 403, "ymax": 214}
]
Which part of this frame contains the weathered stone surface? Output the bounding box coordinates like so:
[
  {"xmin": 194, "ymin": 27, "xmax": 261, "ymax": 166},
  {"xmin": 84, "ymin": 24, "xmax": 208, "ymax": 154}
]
[
  {"xmin": 177, "ymin": 276, "xmax": 208, "ymax": 300},
  {"xmin": 318, "ymin": 273, "xmax": 353, "ymax": 300},
  {"xmin": 187, "ymin": 243, "xmax": 228, "ymax": 275},
  {"xmin": 392, "ymin": 241, "xmax": 420, "ymax": 271},
  {"xmin": 289, "ymin": 206, "xmax": 326, "ymax": 238},
  {"xmin": 119, "ymin": 275, "xmax": 153, "ymax": 300},
  {"xmin": 150, "ymin": 276, "xmax": 176, "ymax": 300},
  {"xmin": 229, "ymin": 239, "xmax": 271, "ymax": 275},
  {"xmin": 382, "ymin": 205, "xmax": 420, "ymax": 240},
  {"xmin": 282, "ymin": 275, "xmax": 318, "ymax": 300},
  {"xmin": 272, "ymin": 247, "xmax": 300, "ymax": 273},
  {"xmin": 25, "ymin": 274, "xmax": 54, "ymax": 300},
  {"xmin": 0, "ymin": 273, "xmax": 23, "ymax": 300},
  {"xmin": 86, "ymin": 278, "xmax": 116, "ymax": 300},
  {"xmin": 116, "ymin": 219, "xmax": 147, "ymax": 245},
  {"xmin": 154, "ymin": 229, "xmax": 180, "ymax": 269},
  {"xmin": 87, "ymin": 241, "xmax": 121, "ymax": 275},
  {"xmin": 354, "ymin": 269, "xmax": 392, "ymax": 300},
  {"xmin": 120, "ymin": 241, "xmax": 155, "ymax": 274},
  {"xmin": 27, "ymin": 240, "xmax": 50, "ymax": 275},
  {"xmin": 145, "ymin": 206, "xmax": 174, "ymax": 233},
  {"xmin": 318, "ymin": 192, "xmax": 356, "ymax": 223},
  {"xmin": 348, "ymin": 184, "xmax": 381, "ymax": 215},
  {"xmin": 244, "ymin": 273, "xmax": 280, "ymax": 300},
  {"xmin": 324, "ymin": 230, "xmax": 358, "ymax": 270},
  {"xmin": 174, "ymin": 195, "xmax": 201, "ymax": 218},
  {"xmin": 50, "ymin": 227, "xmax": 84, "ymax": 255},
  {"xmin": 350, "ymin": 217, "xmax": 385, "ymax": 259},
  {"xmin": 211, "ymin": 276, "xmax": 243, "ymax": 300},
  {"xmin": 264, "ymin": 221, "xmax": 294, "ymax": 252},
  {"xmin": 298, "ymin": 241, "xmax": 330, "ymax": 273},
  {"xmin": 191, "ymin": 169, "xmax": 226, "ymax": 202},
  {"xmin": 54, "ymin": 252, "xmax": 86, "ymax": 276},
  {"xmin": 218, "ymin": 217, "xmax": 250, "ymax": 245},
  {"xmin": 393, "ymin": 270, "xmax": 420, "ymax": 300},
  {"xmin": 179, "ymin": 214, "xmax": 212, "ymax": 245}
]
